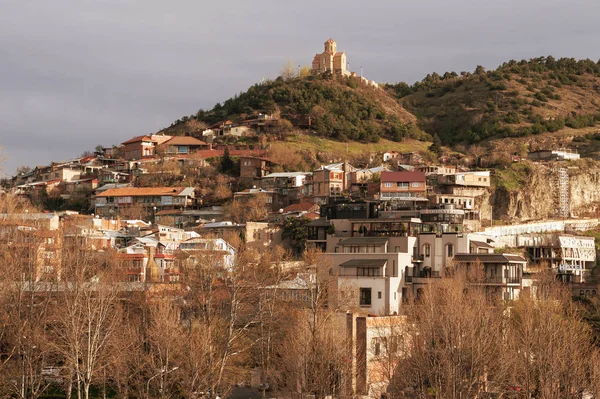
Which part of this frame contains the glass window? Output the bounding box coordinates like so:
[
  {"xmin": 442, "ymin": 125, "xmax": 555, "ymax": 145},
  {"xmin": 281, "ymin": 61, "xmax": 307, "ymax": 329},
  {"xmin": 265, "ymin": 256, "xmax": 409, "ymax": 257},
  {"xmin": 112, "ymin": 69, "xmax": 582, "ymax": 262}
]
[
  {"xmin": 424, "ymin": 244, "xmax": 431, "ymax": 257},
  {"xmin": 360, "ymin": 288, "xmax": 372, "ymax": 306},
  {"xmin": 411, "ymin": 182, "xmax": 420, "ymax": 187},
  {"xmin": 447, "ymin": 244, "xmax": 454, "ymax": 257}
]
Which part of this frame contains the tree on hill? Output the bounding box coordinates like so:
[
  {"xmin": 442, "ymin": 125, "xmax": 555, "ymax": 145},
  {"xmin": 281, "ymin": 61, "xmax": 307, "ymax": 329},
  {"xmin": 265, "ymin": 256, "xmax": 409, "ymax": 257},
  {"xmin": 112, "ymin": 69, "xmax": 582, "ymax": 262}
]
[
  {"xmin": 280, "ymin": 59, "xmax": 297, "ymax": 80},
  {"xmin": 282, "ymin": 216, "xmax": 310, "ymax": 254},
  {"xmin": 429, "ymin": 133, "xmax": 442, "ymax": 155},
  {"xmin": 220, "ymin": 147, "xmax": 234, "ymax": 174}
]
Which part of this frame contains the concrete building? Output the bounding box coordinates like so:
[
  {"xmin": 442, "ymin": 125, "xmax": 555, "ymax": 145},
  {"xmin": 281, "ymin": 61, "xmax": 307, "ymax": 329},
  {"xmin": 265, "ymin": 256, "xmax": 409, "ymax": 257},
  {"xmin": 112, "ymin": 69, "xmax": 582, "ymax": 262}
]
[
  {"xmin": 94, "ymin": 186, "xmax": 195, "ymax": 217},
  {"xmin": 518, "ymin": 234, "xmax": 596, "ymax": 283},
  {"xmin": 304, "ymin": 162, "xmax": 356, "ymax": 205},
  {"xmin": 527, "ymin": 148, "xmax": 580, "ymax": 161},
  {"xmin": 438, "ymin": 171, "xmax": 491, "ymax": 188},
  {"xmin": 379, "ymin": 171, "xmax": 428, "ymax": 207}
]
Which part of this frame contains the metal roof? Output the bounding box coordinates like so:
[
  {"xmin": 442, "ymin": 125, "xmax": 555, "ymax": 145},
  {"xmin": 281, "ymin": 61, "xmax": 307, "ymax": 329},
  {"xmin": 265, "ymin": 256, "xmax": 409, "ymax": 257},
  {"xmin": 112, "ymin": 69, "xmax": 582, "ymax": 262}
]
[
  {"xmin": 470, "ymin": 240, "xmax": 494, "ymax": 249},
  {"xmin": 453, "ymin": 253, "xmax": 527, "ymax": 263},
  {"xmin": 338, "ymin": 237, "xmax": 389, "ymax": 246},
  {"xmin": 339, "ymin": 259, "xmax": 388, "ymax": 268}
]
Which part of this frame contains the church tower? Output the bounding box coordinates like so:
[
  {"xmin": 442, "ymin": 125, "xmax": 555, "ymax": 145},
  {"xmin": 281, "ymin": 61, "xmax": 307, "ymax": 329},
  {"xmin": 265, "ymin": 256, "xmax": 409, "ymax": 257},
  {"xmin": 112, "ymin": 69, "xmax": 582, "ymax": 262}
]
[{"xmin": 324, "ymin": 38, "xmax": 337, "ymax": 54}]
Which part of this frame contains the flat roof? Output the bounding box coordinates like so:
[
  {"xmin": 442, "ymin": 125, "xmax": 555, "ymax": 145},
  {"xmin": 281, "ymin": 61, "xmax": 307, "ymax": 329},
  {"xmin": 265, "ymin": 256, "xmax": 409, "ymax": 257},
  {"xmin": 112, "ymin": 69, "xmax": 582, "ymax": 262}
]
[
  {"xmin": 339, "ymin": 259, "xmax": 388, "ymax": 268},
  {"xmin": 338, "ymin": 237, "xmax": 389, "ymax": 246},
  {"xmin": 453, "ymin": 253, "xmax": 526, "ymax": 263}
]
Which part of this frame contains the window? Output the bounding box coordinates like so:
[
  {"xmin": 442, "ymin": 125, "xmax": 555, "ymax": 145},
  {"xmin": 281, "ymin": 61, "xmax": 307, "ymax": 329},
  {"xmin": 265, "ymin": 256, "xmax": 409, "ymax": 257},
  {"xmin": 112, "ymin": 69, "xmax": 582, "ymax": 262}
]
[
  {"xmin": 424, "ymin": 244, "xmax": 431, "ymax": 257},
  {"xmin": 397, "ymin": 182, "xmax": 409, "ymax": 189},
  {"xmin": 360, "ymin": 288, "xmax": 372, "ymax": 306},
  {"xmin": 384, "ymin": 182, "xmax": 392, "ymax": 188},
  {"xmin": 374, "ymin": 340, "xmax": 381, "ymax": 356},
  {"xmin": 378, "ymin": 291, "xmax": 382, "ymax": 299},
  {"xmin": 357, "ymin": 267, "xmax": 379, "ymax": 277},
  {"xmin": 447, "ymin": 244, "xmax": 454, "ymax": 258},
  {"xmin": 411, "ymin": 182, "xmax": 420, "ymax": 187}
]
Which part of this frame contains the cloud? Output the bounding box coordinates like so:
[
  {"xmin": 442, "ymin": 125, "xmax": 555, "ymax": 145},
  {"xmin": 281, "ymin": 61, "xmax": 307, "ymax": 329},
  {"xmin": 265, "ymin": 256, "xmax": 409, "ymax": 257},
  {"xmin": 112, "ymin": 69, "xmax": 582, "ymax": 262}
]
[{"xmin": 1, "ymin": 0, "xmax": 599, "ymax": 175}]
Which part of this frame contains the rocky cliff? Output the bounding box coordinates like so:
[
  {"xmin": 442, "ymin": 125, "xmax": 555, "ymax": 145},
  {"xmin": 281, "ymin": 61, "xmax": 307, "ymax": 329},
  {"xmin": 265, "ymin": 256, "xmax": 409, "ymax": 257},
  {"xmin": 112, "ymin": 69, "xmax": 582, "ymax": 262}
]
[{"xmin": 490, "ymin": 160, "xmax": 600, "ymax": 223}]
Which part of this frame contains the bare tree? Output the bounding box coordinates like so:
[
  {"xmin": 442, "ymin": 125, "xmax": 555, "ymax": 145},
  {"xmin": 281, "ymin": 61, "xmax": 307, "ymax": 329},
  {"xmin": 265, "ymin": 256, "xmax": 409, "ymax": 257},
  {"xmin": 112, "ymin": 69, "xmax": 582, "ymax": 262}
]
[
  {"xmin": 51, "ymin": 252, "xmax": 121, "ymax": 399},
  {"xmin": 280, "ymin": 59, "xmax": 297, "ymax": 80}
]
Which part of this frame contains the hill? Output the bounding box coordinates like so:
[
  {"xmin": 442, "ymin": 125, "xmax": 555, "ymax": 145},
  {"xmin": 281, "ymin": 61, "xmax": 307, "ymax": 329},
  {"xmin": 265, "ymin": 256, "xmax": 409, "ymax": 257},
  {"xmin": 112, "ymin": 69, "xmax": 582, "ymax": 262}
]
[
  {"xmin": 161, "ymin": 74, "xmax": 429, "ymax": 143},
  {"xmin": 388, "ymin": 57, "xmax": 600, "ymax": 145}
]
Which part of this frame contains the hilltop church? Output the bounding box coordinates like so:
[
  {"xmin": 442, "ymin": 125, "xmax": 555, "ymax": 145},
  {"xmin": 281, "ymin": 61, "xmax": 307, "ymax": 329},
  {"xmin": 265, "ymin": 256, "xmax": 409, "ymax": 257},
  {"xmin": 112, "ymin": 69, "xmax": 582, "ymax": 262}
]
[{"xmin": 311, "ymin": 38, "xmax": 350, "ymax": 76}]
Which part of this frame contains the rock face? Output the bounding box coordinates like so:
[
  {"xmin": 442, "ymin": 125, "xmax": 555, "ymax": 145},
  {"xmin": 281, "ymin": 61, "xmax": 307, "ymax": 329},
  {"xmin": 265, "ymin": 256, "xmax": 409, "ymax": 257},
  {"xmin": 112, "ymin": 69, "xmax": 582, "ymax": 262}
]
[{"xmin": 490, "ymin": 161, "xmax": 600, "ymax": 223}]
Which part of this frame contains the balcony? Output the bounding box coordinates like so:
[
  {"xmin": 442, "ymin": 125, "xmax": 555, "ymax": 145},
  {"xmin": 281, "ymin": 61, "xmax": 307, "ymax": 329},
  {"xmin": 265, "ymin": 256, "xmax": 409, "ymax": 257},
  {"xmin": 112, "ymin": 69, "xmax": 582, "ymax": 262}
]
[
  {"xmin": 412, "ymin": 254, "xmax": 424, "ymax": 263},
  {"xmin": 472, "ymin": 276, "xmax": 521, "ymax": 285}
]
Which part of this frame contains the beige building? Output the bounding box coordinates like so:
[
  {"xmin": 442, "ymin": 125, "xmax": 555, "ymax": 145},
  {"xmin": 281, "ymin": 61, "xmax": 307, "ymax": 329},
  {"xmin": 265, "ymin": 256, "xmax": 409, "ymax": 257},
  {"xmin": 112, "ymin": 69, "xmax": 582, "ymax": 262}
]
[{"xmin": 312, "ymin": 38, "xmax": 349, "ymax": 76}]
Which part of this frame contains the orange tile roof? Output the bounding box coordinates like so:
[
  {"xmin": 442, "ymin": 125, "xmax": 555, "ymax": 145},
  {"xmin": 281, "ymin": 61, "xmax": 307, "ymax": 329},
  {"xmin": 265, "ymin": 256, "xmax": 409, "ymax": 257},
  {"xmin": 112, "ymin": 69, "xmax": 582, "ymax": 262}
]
[
  {"xmin": 97, "ymin": 187, "xmax": 185, "ymax": 197},
  {"xmin": 161, "ymin": 136, "xmax": 207, "ymax": 146},
  {"xmin": 122, "ymin": 135, "xmax": 155, "ymax": 145},
  {"xmin": 283, "ymin": 202, "xmax": 319, "ymax": 213}
]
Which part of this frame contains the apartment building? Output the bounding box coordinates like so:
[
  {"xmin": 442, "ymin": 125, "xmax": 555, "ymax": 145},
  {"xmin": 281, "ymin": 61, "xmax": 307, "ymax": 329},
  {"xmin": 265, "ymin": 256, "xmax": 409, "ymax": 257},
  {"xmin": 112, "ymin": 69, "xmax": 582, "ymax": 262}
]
[
  {"xmin": 518, "ymin": 234, "xmax": 596, "ymax": 283},
  {"xmin": 94, "ymin": 186, "xmax": 195, "ymax": 217},
  {"xmin": 304, "ymin": 162, "xmax": 356, "ymax": 204}
]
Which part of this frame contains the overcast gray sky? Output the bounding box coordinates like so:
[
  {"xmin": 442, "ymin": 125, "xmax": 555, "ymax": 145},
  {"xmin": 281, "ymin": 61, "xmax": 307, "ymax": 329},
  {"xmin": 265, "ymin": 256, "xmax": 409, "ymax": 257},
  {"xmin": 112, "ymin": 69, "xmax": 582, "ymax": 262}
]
[{"xmin": 2, "ymin": 0, "xmax": 600, "ymax": 176}]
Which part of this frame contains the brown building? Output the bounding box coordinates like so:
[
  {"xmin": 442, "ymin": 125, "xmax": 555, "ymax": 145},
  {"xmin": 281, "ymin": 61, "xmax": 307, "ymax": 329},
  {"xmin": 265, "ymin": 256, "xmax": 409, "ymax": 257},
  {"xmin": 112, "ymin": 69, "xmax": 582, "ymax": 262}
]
[
  {"xmin": 239, "ymin": 156, "xmax": 275, "ymax": 184},
  {"xmin": 379, "ymin": 171, "xmax": 427, "ymax": 201},
  {"xmin": 121, "ymin": 135, "xmax": 157, "ymax": 160},
  {"xmin": 304, "ymin": 162, "xmax": 356, "ymax": 204},
  {"xmin": 121, "ymin": 134, "xmax": 172, "ymax": 160},
  {"xmin": 157, "ymin": 136, "xmax": 209, "ymax": 155},
  {"xmin": 233, "ymin": 188, "xmax": 285, "ymax": 214},
  {"xmin": 94, "ymin": 186, "xmax": 195, "ymax": 217}
]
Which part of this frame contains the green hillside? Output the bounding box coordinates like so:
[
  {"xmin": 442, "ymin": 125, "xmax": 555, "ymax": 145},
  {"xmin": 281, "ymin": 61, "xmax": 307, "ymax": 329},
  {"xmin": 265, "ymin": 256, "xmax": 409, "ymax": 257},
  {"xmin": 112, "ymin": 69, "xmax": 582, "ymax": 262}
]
[
  {"xmin": 388, "ymin": 57, "xmax": 600, "ymax": 144},
  {"xmin": 162, "ymin": 74, "xmax": 428, "ymax": 143}
]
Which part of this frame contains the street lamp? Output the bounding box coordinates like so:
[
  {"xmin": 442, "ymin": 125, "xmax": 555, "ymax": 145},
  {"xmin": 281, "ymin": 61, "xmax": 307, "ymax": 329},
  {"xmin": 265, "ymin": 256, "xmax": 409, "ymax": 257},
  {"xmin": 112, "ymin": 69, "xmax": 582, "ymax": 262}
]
[{"xmin": 146, "ymin": 366, "xmax": 179, "ymax": 399}]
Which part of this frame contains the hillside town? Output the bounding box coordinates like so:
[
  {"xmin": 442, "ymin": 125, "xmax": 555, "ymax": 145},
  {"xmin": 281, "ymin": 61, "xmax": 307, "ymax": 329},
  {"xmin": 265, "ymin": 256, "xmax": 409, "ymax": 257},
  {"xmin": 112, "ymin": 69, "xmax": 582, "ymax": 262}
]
[
  {"xmin": 3, "ymin": 123, "xmax": 600, "ymax": 397},
  {"xmin": 2, "ymin": 38, "xmax": 600, "ymax": 399}
]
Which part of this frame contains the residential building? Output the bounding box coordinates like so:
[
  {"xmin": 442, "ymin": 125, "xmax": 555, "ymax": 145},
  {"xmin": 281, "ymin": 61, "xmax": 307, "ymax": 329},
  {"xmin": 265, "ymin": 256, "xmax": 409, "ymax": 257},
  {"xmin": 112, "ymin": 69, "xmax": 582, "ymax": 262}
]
[
  {"xmin": 157, "ymin": 136, "xmax": 209, "ymax": 155},
  {"xmin": 121, "ymin": 135, "xmax": 157, "ymax": 160},
  {"xmin": 379, "ymin": 171, "xmax": 427, "ymax": 204},
  {"xmin": 240, "ymin": 157, "xmax": 275, "ymax": 183},
  {"xmin": 326, "ymin": 237, "xmax": 414, "ymax": 315},
  {"xmin": 304, "ymin": 162, "xmax": 356, "ymax": 205},
  {"xmin": 350, "ymin": 166, "xmax": 388, "ymax": 198},
  {"xmin": 245, "ymin": 221, "xmax": 288, "ymax": 251},
  {"xmin": 179, "ymin": 238, "xmax": 236, "ymax": 270},
  {"xmin": 233, "ymin": 188, "xmax": 285, "ymax": 214},
  {"xmin": 416, "ymin": 165, "xmax": 457, "ymax": 175},
  {"xmin": 527, "ymin": 148, "xmax": 580, "ymax": 161},
  {"xmin": 451, "ymin": 253, "xmax": 526, "ymax": 302},
  {"xmin": 343, "ymin": 313, "xmax": 409, "ymax": 398},
  {"xmin": 260, "ymin": 172, "xmax": 310, "ymax": 205},
  {"xmin": 94, "ymin": 186, "xmax": 195, "ymax": 217},
  {"xmin": 518, "ymin": 234, "xmax": 596, "ymax": 283},
  {"xmin": 117, "ymin": 243, "xmax": 150, "ymax": 282},
  {"xmin": 438, "ymin": 171, "xmax": 491, "ymax": 188}
]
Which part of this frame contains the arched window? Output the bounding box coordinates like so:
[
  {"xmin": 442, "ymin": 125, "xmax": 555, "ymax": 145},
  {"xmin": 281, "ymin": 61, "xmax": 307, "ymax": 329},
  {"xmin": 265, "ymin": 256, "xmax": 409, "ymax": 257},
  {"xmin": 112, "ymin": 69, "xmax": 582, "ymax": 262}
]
[
  {"xmin": 423, "ymin": 244, "xmax": 431, "ymax": 258},
  {"xmin": 447, "ymin": 244, "xmax": 454, "ymax": 258}
]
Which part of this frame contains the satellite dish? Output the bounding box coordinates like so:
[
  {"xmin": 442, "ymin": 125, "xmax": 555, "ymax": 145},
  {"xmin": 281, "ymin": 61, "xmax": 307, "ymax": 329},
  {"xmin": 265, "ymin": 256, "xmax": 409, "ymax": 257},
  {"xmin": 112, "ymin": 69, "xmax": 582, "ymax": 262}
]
[{"xmin": 279, "ymin": 209, "xmax": 284, "ymax": 213}]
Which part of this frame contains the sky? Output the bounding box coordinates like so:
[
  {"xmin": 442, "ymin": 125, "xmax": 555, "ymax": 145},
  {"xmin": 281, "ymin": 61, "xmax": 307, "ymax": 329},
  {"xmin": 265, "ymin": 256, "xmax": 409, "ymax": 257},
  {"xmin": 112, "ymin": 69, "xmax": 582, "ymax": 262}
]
[{"xmin": 2, "ymin": 0, "xmax": 600, "ymax": 176}]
